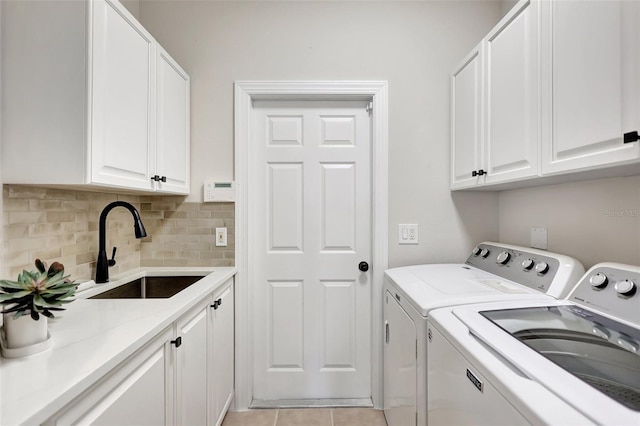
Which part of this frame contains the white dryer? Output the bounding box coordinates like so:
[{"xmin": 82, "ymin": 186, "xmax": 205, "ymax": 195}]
[
  {"xmin": 427, "ymin": 263, "xmax": 640, "ymax": 425},
  {"xmin": 383, "ymin": 242, "xmax": 584, "ymax": 426}
]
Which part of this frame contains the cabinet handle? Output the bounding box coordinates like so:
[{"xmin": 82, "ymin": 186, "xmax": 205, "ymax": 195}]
[
  {"xmin": 151, "ymin": 175, "xmax": 160, "ymax": 182},
  {"xmin": 171, "ymin": 337, "xmax": 182, "ymax": 348},
  {"xmin": 624, "ymin": 131, "xmax": 639, "ymax": 144},
  {"xmin": 477, "ymin": 169, "xmax": 486, "ymax": 176}
]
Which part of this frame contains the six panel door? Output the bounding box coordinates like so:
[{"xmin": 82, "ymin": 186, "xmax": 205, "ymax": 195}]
[{"xmin": 251, "ymin": 100, "xmax": 372, "ymax": 400}]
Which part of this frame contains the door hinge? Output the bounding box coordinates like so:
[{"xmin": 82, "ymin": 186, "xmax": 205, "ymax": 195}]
[
  {"xmin": 366, "ymin": 101, "xmax": 373, "ymax": 114},
  {"xmin": 624, "ymin": 131, "xmax": 639, "ymax": 143}
]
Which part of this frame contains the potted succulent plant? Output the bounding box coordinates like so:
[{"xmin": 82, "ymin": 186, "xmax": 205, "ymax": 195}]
[{"xmin": 0, "ymin": 259, "xmax": 76, "ymax": 350}]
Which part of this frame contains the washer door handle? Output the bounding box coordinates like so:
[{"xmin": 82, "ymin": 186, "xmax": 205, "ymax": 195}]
[{"xmin": 359, "ymin": 261, "xmax": 369, "ymax": 272}]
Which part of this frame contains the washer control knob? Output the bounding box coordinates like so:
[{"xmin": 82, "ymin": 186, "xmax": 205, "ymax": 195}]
[
  {"xmin": 522, "ymin": 258, "xmax": 535, "ymax": 270},
  {"xmin": 614, "ymin": 280, "xmax": 636, "ymax": 297},
  {"xmin": 480, "ymin": 248, "xmax": 490, "ymax": 258},
  {"xmin": 472, "ymin": 246, "xmax": 482, "ymax": 256},
  {"xmin": 589, "ymin": 273, "xmax": 608, "ymax": 289},
  {"xmin": 496, "ymin": 251, "xmax": 511, "ymax": 265},
  {"xmin": 535, "ymin": 262, "xmax": 549, "ymax": 275}
]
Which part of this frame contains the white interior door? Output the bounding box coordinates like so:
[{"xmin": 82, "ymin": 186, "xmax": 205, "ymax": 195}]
[{"xmin": 251, "ymin": 100, "xmax": 372, "ymax": 401}]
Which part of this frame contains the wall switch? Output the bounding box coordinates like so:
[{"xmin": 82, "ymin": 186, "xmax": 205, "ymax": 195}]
[
  {"xmin": 216, "ymin": 227, "xmax": 228, "ymax": 247},
  {"xmin": 531, "ymin": 227, "xmax": 547, "ymax": 250},
  {"xmin": 399, "ymin": 224, "xmax": 419, "ymax": 245}
]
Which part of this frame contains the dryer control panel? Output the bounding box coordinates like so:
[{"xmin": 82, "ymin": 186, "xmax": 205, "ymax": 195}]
[{"xmin": 465, "ymin": 242, "xmax": 584, "ymax": 299}]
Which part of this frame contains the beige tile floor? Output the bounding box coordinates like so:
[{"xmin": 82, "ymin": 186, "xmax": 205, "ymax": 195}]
[{"xmin": 221, "ymin": 408, "xmax": 388, "ymax": 426}]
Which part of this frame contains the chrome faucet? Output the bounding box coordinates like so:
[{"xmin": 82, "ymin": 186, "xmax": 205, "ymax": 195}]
[{"xmin": 96, "ymin": 201, "xmax": 147, "ymax": 283}]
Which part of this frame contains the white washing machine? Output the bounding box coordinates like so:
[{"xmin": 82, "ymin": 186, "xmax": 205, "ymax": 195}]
[
  {"xmin": 383, "ymin": 242, "xmax": 584, "ymax": 426},
  {"xmin": 428, "ymin": 263, "xmax": 640, "ymax": 425}
]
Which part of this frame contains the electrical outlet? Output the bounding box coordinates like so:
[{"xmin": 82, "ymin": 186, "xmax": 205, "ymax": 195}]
[
  {"xmin": 531, "ymin": 227, "xmax": 547, "ymax": 250},
  {"xmin": 399, "ymin": 224, "xmax": 419, "ymax": 245},
  {"xmin": 216, "ymin": 228, "xmax": 227, "ymax": 247}
]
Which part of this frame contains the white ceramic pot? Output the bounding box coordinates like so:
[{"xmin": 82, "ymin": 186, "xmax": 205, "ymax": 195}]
[{"xmin": 2, "ymin": 312, "xmax": 48, "ymax": 349}]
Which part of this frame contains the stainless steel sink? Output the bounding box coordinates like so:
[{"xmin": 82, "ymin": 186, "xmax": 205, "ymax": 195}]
[{"xmin": 89, "ymin": 276, "xmax": 204, "ymax": 299}]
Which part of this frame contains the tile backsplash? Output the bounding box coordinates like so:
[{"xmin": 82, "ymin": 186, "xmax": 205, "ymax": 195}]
[{"xmin": 2, "ymin": 185, "xmax": 234, "ymax": 282}]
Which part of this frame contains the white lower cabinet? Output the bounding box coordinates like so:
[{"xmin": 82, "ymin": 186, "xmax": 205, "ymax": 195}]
[
  {"xmin": 46, "ymin": 279, "xmax": 235, "ymax": 426},
  {"xmin": 210, "ymin": 281, "xmax": 235, "ymax": 426},
  {"xmin": 45, "ymin": 327, "xmax": 174, "ymax": 426},
  {"xmin": 175, "ymin": 300, "xmax": 210, "ymax": 425}
]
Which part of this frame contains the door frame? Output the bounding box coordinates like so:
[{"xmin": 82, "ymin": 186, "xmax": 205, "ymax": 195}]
[{"xmin": 234, "ymin": 81, "xmax": 389, "ymax": 410}]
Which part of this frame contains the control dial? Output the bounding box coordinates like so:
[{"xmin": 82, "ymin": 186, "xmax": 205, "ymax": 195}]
[
  {"xmin": 614, "ymin": 280, "xmax": 636, "ymax": 297},
  {"xmin": 522, "ymin": 258, "xmax": 535, "ymax": 271},
  {"xmin": 535, "ymin": 262, "xmax": 549, "ymax": 275},
  {"xmin": 480, "ymin": 248, "xmax": 490, "ymax": 258},
  {"xmin": 496, "ymin": 251, "xmax": 511, "ymax": 265},
  {"xmin": 472, "ymin": 247, "xmax": 482, "ymax": 257},
  {"xmin": 589, "ymin": 273, "xmax": 608, "ymax": 289}
]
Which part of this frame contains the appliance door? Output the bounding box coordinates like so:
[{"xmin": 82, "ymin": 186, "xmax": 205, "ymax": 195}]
[
  {"xmin": 455, "ymin": 304, "xmax": 640, "ymax": 425},
  {"xmin": 383, "ymin": 291, "xmax": 417, "ymax": 426},
  {"xmin": 427, "ymin": 323, "xmax": 529, "ymax": 426}
]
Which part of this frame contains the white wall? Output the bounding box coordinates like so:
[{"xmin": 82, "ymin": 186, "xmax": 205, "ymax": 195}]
[
  {"xmin": 139, "ymin": 0, "xmax": 502, "ymax": 267},
  {"xmin": 499, "ymin": 176, "xmax": 640, "ymax": 268}
]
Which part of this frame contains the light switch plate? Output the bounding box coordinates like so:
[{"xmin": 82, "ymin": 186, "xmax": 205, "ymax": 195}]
[
  {"xmin": 399, "ymin": 224, "xmax": 419, "ymax": 245},
  {"xmin": 531, "ymin": 227, "xmax": 547, "ymax": 250},
  {"xmin": 216, "ymin": 227, "xmax": 227, "ymax": 247}
]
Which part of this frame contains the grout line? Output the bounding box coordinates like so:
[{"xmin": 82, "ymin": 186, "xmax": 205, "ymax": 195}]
[
  {"xmin": 274, "ymin": 408, "xmax": 279, "ymax": 426},
  {"xmin": 330, "ymin": 408, "xmax": 334, "ymax": 426}
]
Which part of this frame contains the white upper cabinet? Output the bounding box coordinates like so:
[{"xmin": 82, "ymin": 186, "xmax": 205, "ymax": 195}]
[
  {"xmin": 483, "ymin": 0, "xmax": 538, "ymax": 184},
  {"xmin": 156, "ymin": 46, "xmax": 191, "ymax": 194},
  {"xmin": 451, "ymin": 0, "xmax": 538, "ymax": 190},
  {"xmin": 451, "ymin": 43, "xmax": 484, "ymax": 190},
  {"xmin": 1, "ymin": 0, "xmax": 190, "ymax": 194},
  {"xmin": 540, "ymin": 0, "xmax": 640, "ymax": 175},
  {"xmin": 91, "ymin": 0, "xmax": 156, "ymax": 190}
]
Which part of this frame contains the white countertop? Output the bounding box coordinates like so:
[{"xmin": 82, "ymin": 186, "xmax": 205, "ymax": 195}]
[{"xmin": 0, "ymin": 267, "xmax": 236, "ymax": 425}]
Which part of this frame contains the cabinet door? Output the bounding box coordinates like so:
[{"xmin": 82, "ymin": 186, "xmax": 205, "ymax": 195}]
[
  {"xmin": 175, "ymin": 300, "xmax": 209, "ymax": 426},
  {"xmin": 451, "ymin": 43, "xmax": 484, "ymax": 189},
  {"xmin": 47, "ymin": 328, "xmax": 173, "ymax": 426},
  {"xmin": 541, "ymin": 0, "xmax": 640, "ymax": 175},
  {"xmin": 210, "ymin": 280, "xmax": 235, "ymax": 426},
  {"xmin": 484, "ymin": 0, "xmax": 538, "ymax": 184},
  {"xmin": 156, "ymin": 46, "xmax": 190, "ymax": 194},
  {"xmin": 90, "ymin": 0, "xmax": 156, "ymax": 190}
]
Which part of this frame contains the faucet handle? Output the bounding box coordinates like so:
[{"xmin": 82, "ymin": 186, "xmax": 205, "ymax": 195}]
[{"xmin": 107, "ymin": 247, "xmax": 117, "ymax": 267}]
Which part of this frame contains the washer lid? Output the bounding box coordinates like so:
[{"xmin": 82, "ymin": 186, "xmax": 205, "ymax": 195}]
[
  {"xmin": 481, "ymin": 305, "xmax": 640, "ymax": 412},
  {"xmin": 384, "ymin": 264, "xmax": 546, "ymax": 316}
]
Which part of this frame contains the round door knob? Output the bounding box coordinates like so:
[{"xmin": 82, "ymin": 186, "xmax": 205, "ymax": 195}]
[
  {"xmin": 496, "ymin": 251, "xmax": 511, "ymax": 265},
  {"xmin": 480, "ymin": 248, "xmax": 490, "ymax": 258},
  {"xmin": 359, "ymin": 261, "xmax": 369, "ymax": 272},
  {"xmin": 589, "ymin": 273, "xmax": 608, "ymax": 289},
  {"xmin": 614, "ymin": 280, "xmax": 636, "ymax": 296},
  {"xmin": 535, "ymin": 262, "xmax": 549, "ymax": 275},
  {"xmin": 522, "ymin": 258, "xmax": 535, "ymax": 270}
]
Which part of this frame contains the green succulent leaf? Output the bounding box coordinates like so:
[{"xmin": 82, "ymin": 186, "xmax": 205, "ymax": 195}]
[{"xmin": 0, "ymin": 291, "xmax": 32, "ymax": 301}]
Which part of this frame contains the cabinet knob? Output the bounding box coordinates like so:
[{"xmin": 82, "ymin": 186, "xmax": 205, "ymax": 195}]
[
  {"xmin": 171, "ymin": 336, "xmax": 182, "ymax": 348},
  {"xmin": 471, "ymin": 169, "xmax": 486, "ymax": 177},
  {"xmin": 211, "ymin": 298, "xmax": 222, "ymax": 310}
]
